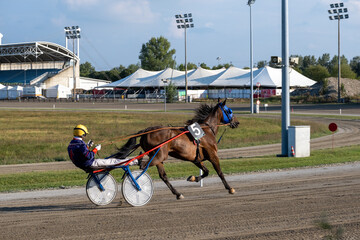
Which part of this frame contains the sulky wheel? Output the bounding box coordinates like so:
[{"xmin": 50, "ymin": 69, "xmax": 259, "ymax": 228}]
[
  {"xmin": 122, "ymin": 171, "xmax": 153, "ymax": 207},
  {"xmin": 86, "ymin": 172, "xmax": 118, "ymax": 206}
]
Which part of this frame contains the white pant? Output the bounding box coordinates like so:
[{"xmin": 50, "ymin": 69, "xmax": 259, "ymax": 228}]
[{"xmin": 91, "ymin": 158, "xmax": 138, "ymax": 168}]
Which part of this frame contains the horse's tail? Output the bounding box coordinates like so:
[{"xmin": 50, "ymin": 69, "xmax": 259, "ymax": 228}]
[{"xmin": 113, "ymin": 129, "xmax": 146, "ymax": 158}]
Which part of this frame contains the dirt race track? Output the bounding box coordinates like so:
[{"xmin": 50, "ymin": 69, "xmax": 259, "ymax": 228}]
[
  {"xmin": 0, "ymin": 163, "xmax": 359, "ymax": 240},
  {"xmin": 0, "ymin": 102, "xmax": 360, "ymax": 239}
]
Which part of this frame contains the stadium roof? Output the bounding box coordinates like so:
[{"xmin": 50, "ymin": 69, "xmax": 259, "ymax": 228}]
[{"xmin": 0, "ymin": 41, "xmax": 78, "ymax": 63}]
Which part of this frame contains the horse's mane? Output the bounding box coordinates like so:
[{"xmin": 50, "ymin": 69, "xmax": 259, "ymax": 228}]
[{"xmin": 185, "ymin": 103, "xmax": 219, "ymax": 125}]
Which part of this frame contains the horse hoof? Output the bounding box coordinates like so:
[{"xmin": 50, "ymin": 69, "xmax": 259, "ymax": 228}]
[
  {"xmin": 177, "ymin": 194, "xmax": 184, "ymax": 200},
  {"xmin": 187, "ymin": 176, "xmax": 196, "ymax": 182},
  {"xmin": 229, "ymin": 188, "xmax": 235, "ymax": 194}
]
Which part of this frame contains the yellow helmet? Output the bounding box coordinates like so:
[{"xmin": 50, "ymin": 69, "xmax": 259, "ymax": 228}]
[{"xmin": 73, "ymin": 124, "xmax": 89, "ymax": 137}]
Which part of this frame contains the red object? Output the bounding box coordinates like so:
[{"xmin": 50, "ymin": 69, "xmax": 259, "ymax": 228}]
[
  {"xmin": 291, "ymin": 146, "xmax": 295, "ymax": 156},
  {"xmin": 92, "ymin": 130, "xmax": 190, "ymax": 173},
  {"xmin": 328, "ymin": 123, "xmax": 337, "ymax": 132},
  {"xmin": 260, "ymin": 89, "xmax": 277, "ymax": 98}
]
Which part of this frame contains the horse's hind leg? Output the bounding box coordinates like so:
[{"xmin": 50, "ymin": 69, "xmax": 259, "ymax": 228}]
[
  {"xmin": 210, "ymin": 156, "xmax": 235, "ymax": 194},
  {"xmin": 156, "ymin": 163, "xmax": 184, "ymax": 200},
  {"xmin": 187, "ymin": 161, "xmax": 209, "ymax": 182}
]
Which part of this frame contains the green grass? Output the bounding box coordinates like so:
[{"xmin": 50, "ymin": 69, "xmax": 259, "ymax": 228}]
[
  {"xmin": 0, "ymin": 109, "xmax": 329, "ymax": 164},
  {"xmin": 1, "ymin": 145, "xmax": 359, "ymax": 192}
]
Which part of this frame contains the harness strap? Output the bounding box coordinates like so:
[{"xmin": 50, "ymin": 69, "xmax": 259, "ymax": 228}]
[
  {"xmin": 217, "ymin": 128, "xmax": 227, "ymax": 144},
  {"xmin": 194, "ymin": 139, "xmax": 201, "ymax": 163},
  {"xmin": 91, "ymin": 130, "xmax": 190, "ymax": 173},
  {"xmin": 205, "ymin": 123, "xmax": 216, "ymax": 136},
  {"xmin": 123, "ymin": 130, "xmax": 189, "ymax": 166}
]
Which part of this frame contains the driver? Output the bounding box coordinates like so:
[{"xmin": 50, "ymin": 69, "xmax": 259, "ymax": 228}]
[{"xmin": 67, "ymin": 124, "xmax": 140, "ymax": 171}]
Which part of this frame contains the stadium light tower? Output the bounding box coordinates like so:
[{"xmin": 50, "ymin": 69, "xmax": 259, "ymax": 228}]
[
  {"xmin": 64, "ymin": 26, "xmax": 81, "ymax": 101},
  {"xmin": 248, "ymin": 0, "xmax": 255, "ymax": 114},
  {"xmin": 281, "ymin": 0, "xmax": 290, "ymax": 156},
  {"xmin": 328, "ymin": 2, "xmax": 349, "ymax": 102},
  {"xmin": 175, "ymin": 13, "xmax": 194, "ymax": 103}
]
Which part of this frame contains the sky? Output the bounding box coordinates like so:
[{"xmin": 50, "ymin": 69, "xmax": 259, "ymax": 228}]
[{"xmin": 0, "ymin": 0, "xmax": 359, "ymax": 71}]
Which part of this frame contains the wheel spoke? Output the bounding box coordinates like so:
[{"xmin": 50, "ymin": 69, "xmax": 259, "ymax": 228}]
[
  {"xmin": 125, "ymin": 181, "xmax": 138, "ymax": 197},
  {"xmin": 122, "ymin": 172, "xmax": 153, "ymax": 206},
  {"xmin": 140, "ymin": 178, "xmax": 150, "ymax": 186},
  {"xmin": 139, "ymin": 190, "xmax": 151, "ymax": 198}
]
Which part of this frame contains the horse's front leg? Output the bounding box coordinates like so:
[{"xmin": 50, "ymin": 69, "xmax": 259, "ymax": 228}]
[
  {"xmin": 210, "ymin": 155, "xmax": 235, "ymax": 194},
  {"xmin": 156, "ymin": 163, "xmax": 184, "ymax": 200},
  {"xmin": 187, "ymin": 161, "xmax": 209, "ymax": 182}
]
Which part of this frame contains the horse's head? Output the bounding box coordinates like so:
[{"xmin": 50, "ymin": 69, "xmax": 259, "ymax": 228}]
[{"xmin": 218, "ymin": 99, "xmax": 239, "ymax": 129}]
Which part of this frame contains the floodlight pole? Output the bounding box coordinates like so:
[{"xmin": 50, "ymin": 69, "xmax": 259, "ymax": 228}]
[
  {"xmin": 248, "ymin": 0, "xmax": 255, "ymax": 114},
  {"xmin": 175, "ymin": 14, "xmax": 194, "ymax": 103},
  {"xmin": 64, "ymin": 26, "xmax": 81, "ymax": 102},
  {"xmin": 338, "ymin": 17, "xmax": 341, "ymax": 101},
  {"xmin": 328, "ymin": 2, "xmax": 349, "ymax": 103},
  {"xmin": 281, "ymin": 0, "xmax": 290, "ymax": 156},
  {"xmin": 72, "ymin": 38, "xmax": 76, "ymax": 101},
  {"xmin": 184, "ymin": 26, "xmax": 188, "ymax": 103}
]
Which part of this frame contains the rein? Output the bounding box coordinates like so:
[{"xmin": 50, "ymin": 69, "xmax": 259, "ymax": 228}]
[
  {"xmin": 99, "ymin": 123, "xmax": 230, "ymax": 147},
  {"xmin": 217, "ymin": 128, "xmax": 227, "ymax": 144},
  {"xmin": 93, "ymin": 104, "xmax": 233, "ymax": 147},
  {"xmin": 205, "ymin": 123, "xmax": 216, "ymax": 136}
]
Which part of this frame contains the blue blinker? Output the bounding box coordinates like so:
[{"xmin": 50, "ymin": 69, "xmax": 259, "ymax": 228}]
[{"xmin": 220, "ymin": 105, "xmax": 233, "ymax": 124}]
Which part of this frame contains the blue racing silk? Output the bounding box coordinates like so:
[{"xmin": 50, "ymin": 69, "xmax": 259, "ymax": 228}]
[{"xmin": 67, "ymin": 137, "xmax": 95, "ymax": 170}]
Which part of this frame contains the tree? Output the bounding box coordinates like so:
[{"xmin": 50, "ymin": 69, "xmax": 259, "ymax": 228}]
[
  {"xmin": 166, "ymin": 81, "xmax": 178, "ymax": 103},
  {"xmin": 303, "ymin": 65, "xmax": 330, "ymax": 82},
  {"xmin": 301, "ymin": 55, "xmax": 317, "ymax": 71},
  {"xmin": 139, "ymin": 36, "xmax": 176, "ymax": 71},
  {"xmin": 89, "ymin": 71, "xmax": 110, "ymax": 81},
  {"xmin": 199, "ymin": 62, "xmax": 210, "ymax": 69},
  {"xmin": 107, "ymin": 68, "xmax": 121, "ymax": 81},
  {"xmin": 350, "ymin": 56, "xmax": 360, "ymax": 78},
  {"xmin": 212, "ymin": 64, "xmax": 224, "ymax": 70},
  {"xmin": 212, "ymin": 62, "xmax": 233, "ymax": 70},
  {"xmin": 224, "ymin": 63, "xmax": 233, "ymax": 69},
  {"xmin": 330, "ymin": 64, "xmax": 357, "ymax": 79},
  {"xmin": 119, "ymin": 64, "xmax": 139, "ymax": 79},
  {"xmin": 178, "ymin": 62, "xmax": 197, "ymax": 71},
  {"xmin": 328, "ymin": 55, "xmax": 349, "ymax": 76},
  {"xmin": 317, "ymin": 53, "xmax": 331, "ymax": 69},
  {"xmin": 257, "ymin": 60, "xmax": 267, "ymax": 68},
  {"xmin": 80, "ymin": 61, "xmax": 96, "ymax": 77}
]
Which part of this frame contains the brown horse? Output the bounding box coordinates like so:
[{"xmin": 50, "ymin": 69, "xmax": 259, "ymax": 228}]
[{"xmin": 115, "ymin": 99, "xmax": 239, "ymax": 199}]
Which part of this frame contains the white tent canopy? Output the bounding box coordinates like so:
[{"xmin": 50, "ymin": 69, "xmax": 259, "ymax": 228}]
[
  {"xmin": 132, "ymin": 68, "xmax": 187, "ymax": 87},
  {"xmin": 287, "ymin": 67, "xmax": 317, "ymax": 87},
  {"xmin": 247, "ymin": 66, "xmax": 316, "ymax": 87},
  {"xmin": 167, "ymin": 67, "xmax": 224, "ymax": 87},
  {"xmin": 101, "ymin": 68, "xmax": 161, "ymax": 88},
  {"xmin": 186, "ymin": 67, "xmax": 225, "ymax": 87},
  {"xmin": 210, "ymin": 67, "xmax": 250, "ymax": 87},
  {"xmin": 99, "ymin": 66, "xmax": 315, "ymax": 89}
]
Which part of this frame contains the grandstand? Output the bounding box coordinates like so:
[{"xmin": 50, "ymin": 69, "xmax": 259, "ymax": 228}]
[
  {"xmin": 0, "ymin": 69, "xmax": 61, "ymax": 85},
  {"xmin": 0, "ymin": 39, "xmax": 109, "ymax": 98}
]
